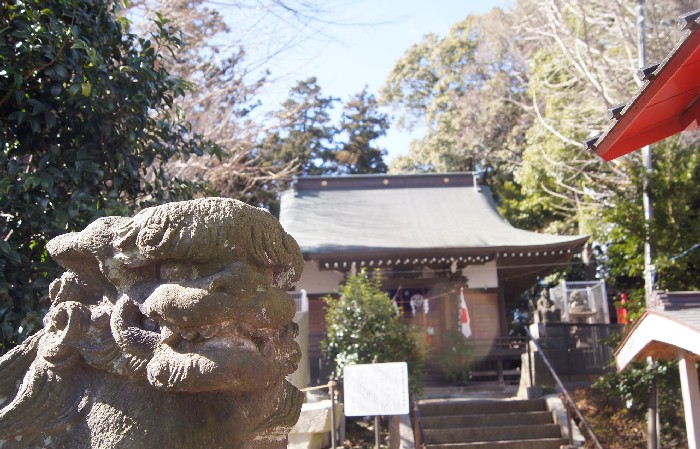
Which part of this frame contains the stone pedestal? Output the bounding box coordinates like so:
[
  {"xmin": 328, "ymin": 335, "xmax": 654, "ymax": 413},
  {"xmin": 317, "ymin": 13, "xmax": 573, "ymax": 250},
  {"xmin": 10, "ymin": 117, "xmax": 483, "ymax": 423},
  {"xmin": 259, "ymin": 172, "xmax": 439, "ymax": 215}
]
[{"xmin": 288, "ymin": 400, "xmax": 344, "ymax": 449}]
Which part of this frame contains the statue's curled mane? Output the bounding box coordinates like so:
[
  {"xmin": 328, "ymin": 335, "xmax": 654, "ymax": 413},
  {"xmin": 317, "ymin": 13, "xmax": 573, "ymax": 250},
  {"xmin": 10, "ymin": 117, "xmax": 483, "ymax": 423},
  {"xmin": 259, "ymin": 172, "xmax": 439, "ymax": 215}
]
[{"xmin": 0, "ymin": 198, "xmax": 304, "ymax": 449}]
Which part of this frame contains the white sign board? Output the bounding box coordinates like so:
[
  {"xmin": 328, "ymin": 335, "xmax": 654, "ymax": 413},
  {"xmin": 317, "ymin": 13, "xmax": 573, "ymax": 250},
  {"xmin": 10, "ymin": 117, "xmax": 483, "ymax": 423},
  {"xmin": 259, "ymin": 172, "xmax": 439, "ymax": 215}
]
[{"xmin": 343, "ymin": 362, "xmax": 409, "ymax": 416}]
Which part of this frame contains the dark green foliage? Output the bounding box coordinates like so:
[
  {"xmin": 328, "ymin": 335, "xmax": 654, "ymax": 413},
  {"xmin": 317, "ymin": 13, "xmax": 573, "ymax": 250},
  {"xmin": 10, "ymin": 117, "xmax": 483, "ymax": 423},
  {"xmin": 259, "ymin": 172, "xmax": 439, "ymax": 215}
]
[
  {"xmin": 646, "ymin": 142, "xmax": 700, "ymax": 291},
  {"xmin": 599, "ymin": 137, "xmax": 700, "ymax": 302},
  {"xmin": 258, "ymin": 77, "xmax": 338, "ymax": 179},
  {"xmin": 591, "ymin": 360, "xmax": 687, "ymax": 448},
  {"xmin": 256, "ymin": 81, "xmax": 388, "ymax": 215},
  {"xmin": 437, "ymin": 330, "xmax": 474, "ymax": 385},
  {"xmin": 322, "ymin": 269, "xmax": 425, "ymax": 395},
  {"xmin": 0, "ymin": 0, "xmax": 217, "ymax": 352},
  {"xmin": 595, "ymin": 360, "xmax": 680, "ymax": 418},
  {"xmin": 571, "ymin": 386, "xmax": 686, "ymax": 449},
  {"xmin": 335, "ymin": 88, "xmax": 388, "ymax": 174},
  {"xmin": 381, "ymin": 10, "xmax": 531, "ymax": 183},
  {"xmin": 494, "ymin": 178, "xmax": 560, "ymax": 233}
]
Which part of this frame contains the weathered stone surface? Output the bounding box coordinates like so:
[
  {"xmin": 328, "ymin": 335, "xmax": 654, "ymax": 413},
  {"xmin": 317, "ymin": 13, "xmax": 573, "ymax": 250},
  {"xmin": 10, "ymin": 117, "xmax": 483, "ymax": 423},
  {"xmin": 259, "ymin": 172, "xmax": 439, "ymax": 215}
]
[
  {"xmin": 0, "ymin": 198, "xmax": 305, "ymax": 449},
  {"xmin": 288, "ymin": 400, "xmax": 344, "ymax": 449}
]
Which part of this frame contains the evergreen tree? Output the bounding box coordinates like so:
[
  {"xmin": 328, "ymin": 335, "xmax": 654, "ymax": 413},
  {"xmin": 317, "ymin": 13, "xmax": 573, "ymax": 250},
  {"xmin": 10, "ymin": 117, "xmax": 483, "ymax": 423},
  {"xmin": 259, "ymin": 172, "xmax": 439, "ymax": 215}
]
[
  {"xmin": 259, "ymin": 77, "xmax": 338, "ymax": 178},
  {"xmin": 335, "ymin": 88, "xmax": 389, "ymax": 174},
  {"xmin": 322, "ymin": 269, "xmax": 425, "ymax": 395},
  {"xmin": 0, "ymin": 0, "xmax": 217, "ymax": 352},
  {"xmin": 381, "ymin": 9, "xmax": 530, "ymax": 177}
]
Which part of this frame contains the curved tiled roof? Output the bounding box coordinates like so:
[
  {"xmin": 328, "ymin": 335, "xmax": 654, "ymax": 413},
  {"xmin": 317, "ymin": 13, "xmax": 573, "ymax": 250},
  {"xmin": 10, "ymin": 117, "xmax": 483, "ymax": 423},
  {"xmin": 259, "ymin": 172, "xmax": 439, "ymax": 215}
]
[{"xmin": 279, "ymin": 173, "xmax": 587, "ymax": 258}]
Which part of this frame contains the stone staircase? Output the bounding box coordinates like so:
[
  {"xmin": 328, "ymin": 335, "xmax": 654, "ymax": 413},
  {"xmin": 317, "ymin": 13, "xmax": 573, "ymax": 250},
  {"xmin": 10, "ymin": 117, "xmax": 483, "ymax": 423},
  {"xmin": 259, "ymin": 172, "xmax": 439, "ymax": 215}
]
[{"xmin": 418, "ymin": 398, "xmax": 570, "ymax": 449}]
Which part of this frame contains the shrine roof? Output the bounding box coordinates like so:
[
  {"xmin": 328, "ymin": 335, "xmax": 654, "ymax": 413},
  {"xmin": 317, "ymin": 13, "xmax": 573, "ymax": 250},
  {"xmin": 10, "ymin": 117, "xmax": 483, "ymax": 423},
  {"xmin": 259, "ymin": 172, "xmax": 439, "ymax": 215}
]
[
  {"xmin": 586, "ymin": 9, "xmax": 700, "ymax": 160},
  {"xmin": 616, "ymin": 303, "xmax": 700, "ymax": 370},
  {"xmin": 279, "ymin": 173, "xmax": 588, "ymax": 260}
]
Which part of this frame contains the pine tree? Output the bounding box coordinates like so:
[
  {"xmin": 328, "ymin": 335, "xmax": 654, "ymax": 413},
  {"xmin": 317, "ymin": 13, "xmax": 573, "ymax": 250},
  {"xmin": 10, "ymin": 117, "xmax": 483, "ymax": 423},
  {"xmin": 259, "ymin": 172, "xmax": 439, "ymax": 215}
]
[{"xmin": 335, "ymin": 89, "xmax": 389, "ymax": 174}]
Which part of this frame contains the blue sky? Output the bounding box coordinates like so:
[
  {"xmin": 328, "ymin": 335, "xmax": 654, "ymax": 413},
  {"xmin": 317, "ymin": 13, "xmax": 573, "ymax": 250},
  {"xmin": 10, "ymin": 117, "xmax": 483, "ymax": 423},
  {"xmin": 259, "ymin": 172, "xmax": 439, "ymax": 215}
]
[{"xmin": 229, "ymin": 0, "xmax": 512, "ymax": 162}]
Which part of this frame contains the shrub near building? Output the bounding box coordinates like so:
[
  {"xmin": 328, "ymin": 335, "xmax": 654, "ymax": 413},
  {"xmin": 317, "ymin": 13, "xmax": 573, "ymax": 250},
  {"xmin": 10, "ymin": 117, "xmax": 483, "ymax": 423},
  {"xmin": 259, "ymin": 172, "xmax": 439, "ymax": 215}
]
[{"xmin": 322, "ymin": 269, "xmax": 425, "ymax": 396}]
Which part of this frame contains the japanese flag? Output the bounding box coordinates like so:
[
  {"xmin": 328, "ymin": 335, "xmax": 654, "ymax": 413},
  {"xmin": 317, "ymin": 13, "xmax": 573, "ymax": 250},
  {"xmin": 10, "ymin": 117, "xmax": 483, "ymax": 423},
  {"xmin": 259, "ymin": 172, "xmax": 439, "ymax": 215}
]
[{"xmin": 459, "ymin": 288, "xmax": 472, "ymax": 338}]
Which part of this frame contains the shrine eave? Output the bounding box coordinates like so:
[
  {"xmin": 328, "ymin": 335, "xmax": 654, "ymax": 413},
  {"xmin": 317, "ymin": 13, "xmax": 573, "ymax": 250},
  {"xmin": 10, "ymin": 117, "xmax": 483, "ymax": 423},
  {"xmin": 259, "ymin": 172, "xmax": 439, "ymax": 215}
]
[
  {"xmin": 307, "ymin": 238, "xmax": 588, "ymax": 271},
  {"xmin": 586, "ymin": 9, "xmax": 700, "ymax": 161}
]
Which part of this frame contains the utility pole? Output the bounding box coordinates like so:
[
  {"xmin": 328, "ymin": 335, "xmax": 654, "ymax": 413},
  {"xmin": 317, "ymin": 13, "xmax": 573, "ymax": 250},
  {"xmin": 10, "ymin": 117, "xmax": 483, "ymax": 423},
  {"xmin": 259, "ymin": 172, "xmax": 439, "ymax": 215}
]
[
  {"xmin": 637, "ymin": 4, "xmax": 659, "ymax": 449},
  {"xmin": 637, "ymin": 0, "xmax": 655, "ymax": 308}
]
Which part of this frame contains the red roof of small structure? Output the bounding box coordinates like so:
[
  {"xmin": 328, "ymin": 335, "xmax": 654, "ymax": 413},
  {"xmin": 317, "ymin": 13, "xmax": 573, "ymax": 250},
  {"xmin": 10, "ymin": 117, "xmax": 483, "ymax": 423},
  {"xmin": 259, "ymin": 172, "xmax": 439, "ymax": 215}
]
[
  {"xmin": 587, "ymin": 10, "xmax": 700, "ymax": 161},
  {"xmin": 615, "ymin": 291, "xmax": 700, "ymax": 369}
]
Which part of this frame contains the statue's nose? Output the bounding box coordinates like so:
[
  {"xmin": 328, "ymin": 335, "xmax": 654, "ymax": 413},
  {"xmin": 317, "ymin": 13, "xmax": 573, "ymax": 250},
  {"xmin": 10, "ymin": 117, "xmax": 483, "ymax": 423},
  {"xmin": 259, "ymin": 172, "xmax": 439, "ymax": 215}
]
[
  {"xmin": 208, "ymin": 271, "xmax": 252, "ymax": 295},
  {"xmin": 205, "ymin": 262, "xmax": 265, "ymax": 296},
  {"xmin": 236, "ymin": 288, "xmax": 297, "ymax": 329}
]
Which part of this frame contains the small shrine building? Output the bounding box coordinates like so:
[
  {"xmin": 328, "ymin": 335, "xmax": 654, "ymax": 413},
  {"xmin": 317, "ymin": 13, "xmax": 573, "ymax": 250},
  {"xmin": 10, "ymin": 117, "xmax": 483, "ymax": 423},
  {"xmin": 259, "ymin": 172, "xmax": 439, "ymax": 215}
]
[{"xmin": 280, "ymin": 172, "xmax": 588, "ymax": 374}]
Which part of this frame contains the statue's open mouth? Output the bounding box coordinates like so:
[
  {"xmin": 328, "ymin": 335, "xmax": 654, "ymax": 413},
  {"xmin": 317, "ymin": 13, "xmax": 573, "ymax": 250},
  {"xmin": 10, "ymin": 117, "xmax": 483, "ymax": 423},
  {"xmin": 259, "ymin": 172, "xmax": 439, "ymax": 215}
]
[
  {"xmin": 108, "ymin": 262, "xmax": 301, "ymax": 393},
  {"xmin": 129, "ymin": 301, "xmax": 300, "ymax": 392},
  {"xmin": 151, "ymin": 317, "xmax": 281, "ymax": 359}
]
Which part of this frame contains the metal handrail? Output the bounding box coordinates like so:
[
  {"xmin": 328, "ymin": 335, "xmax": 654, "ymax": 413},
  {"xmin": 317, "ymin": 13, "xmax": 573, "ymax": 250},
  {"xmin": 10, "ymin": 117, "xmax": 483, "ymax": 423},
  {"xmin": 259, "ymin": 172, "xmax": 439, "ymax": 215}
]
[
  {"xmin": 525, "ymin": 327, "xmax": 604, "ymax": 449},
  {"xmin": 413, "ymin": 396, "xmax": 426, "ymax": 449}
]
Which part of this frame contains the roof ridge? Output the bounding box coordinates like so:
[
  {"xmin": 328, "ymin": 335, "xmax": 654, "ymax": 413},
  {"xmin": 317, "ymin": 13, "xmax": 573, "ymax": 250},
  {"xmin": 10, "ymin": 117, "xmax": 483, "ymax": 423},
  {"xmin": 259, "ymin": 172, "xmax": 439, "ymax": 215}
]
[{"xmin": 293, "ymin": 172, "xmax": 479, "ymax": 191}]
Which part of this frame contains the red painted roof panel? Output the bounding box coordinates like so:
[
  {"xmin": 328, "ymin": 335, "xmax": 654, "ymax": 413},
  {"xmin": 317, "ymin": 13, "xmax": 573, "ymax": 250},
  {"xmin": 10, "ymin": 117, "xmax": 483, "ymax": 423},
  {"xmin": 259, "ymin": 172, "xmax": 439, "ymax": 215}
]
[{"xmin": 593, "ymin": 16, "xmax": 700, "ymax": 161}]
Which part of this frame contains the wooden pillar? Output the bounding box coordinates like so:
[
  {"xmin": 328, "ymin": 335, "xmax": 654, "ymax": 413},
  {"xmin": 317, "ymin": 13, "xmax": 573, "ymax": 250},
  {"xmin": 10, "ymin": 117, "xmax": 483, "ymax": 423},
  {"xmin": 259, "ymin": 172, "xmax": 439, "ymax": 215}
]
[
  {"xmin": 647, "ymin": 379, "xmax": 659, "ymax": 449},
  {"xmin": 389, "ymin": 415, "xmax": 401, "ymax": 449},
  {"xmin": 497, "ymin": 286, "xmax": 507, "ymax": 336},
  {"xmin": 679, "ymin": 350, "xmax": 700, "ymax": 449}
]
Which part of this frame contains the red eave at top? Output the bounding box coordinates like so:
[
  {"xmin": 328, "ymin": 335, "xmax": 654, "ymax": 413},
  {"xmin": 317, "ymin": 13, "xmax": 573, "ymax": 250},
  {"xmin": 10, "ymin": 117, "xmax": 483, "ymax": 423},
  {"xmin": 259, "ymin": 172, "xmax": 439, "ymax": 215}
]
[{"xmin": 592, "ymin": 11, "xmax": 700, "ymax": 161}]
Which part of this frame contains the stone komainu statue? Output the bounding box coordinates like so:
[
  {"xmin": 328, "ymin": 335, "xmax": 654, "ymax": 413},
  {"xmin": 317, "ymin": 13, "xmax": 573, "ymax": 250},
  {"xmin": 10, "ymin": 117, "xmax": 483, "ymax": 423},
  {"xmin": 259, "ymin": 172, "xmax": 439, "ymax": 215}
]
[{"xmin": 0, "ymin": 198, "xmax": 305, "ymax": 449}]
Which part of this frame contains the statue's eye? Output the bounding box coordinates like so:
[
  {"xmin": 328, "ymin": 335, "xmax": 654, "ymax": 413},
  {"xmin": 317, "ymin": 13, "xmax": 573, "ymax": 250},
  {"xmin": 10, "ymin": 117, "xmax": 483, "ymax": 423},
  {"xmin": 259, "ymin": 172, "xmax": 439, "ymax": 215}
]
[{"xmin": 158, "ymin": 261, "xmax": 197, "ymax": 282}]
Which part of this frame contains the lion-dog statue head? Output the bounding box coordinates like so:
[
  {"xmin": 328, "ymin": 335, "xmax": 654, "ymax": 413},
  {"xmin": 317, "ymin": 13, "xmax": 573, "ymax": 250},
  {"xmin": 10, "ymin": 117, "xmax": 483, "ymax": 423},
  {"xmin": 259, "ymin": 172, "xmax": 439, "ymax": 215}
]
[{"xmin": 0, "ymin": 198, "xmax": 305, "ymax": 449}]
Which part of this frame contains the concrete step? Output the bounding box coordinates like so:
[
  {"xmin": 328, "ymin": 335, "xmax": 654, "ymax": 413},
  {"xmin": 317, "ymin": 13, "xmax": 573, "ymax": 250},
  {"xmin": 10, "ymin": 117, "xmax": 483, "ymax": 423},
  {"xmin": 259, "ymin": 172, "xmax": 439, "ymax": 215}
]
[
  {"xmin": 422, "ymin": 411, "xmax": 554, "ymax": 429},
  {"xmin": 424, "ymin": 424, "xmax": 562, "ymax": 444},
  {"xmin": 419, "ymin": 399, "xmax": 547, "ymax": 417},
  {"xmin": 422, "ymin": 384, "xmax": 518, "ymax": 400},
  {"xmin": 426, "ymin": 438, "xmax": 569, "ymax": 449},
  {"xmin": 418, "ymin": 398, "xmax": 570, "ymax": 449}
]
